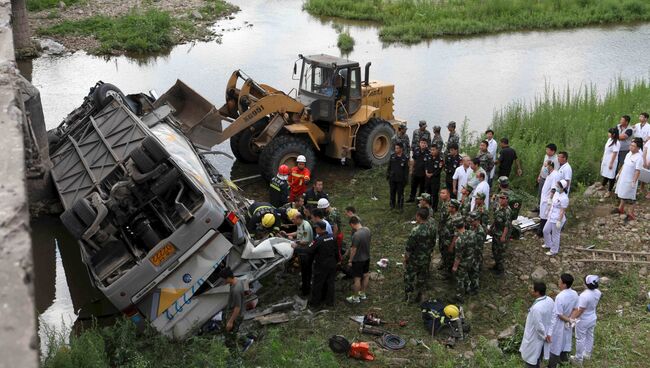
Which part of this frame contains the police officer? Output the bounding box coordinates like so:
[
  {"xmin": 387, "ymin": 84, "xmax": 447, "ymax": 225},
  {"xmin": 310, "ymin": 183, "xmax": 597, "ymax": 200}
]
[
  {"xmin": 303, "ymin": 179, "xmax": 329, "ymax": 210},
  {"xmin": 408, "ymin": 138, "xmax": 430, "ymax": 202},
  {"xmin": 425, "ymin": 144, "xmax": 444, "ymax": 210},
  {"xmin": 412, "ymin": 120, "xmax": 432, "ymax": 153},
  {"xmin": 404, "ymin": 208, "xmax": 435, "ymax": 303},
  {"xmin": 444, "ymin": 143, "xmax": 462, "ymax": 193},
  {"xmin": 446, "ymin": 121, "xmax": 460, "ymax": 153},
  {"xmin": 294, "ymin": 221, "xmax": 338, "ymax": 308},
  {"xmin": 246, "ymin": 201, "xmax": 281, "ymax": 236},
  {"xmin": 431, "ymin": 125, "xmax": 444, "ymax": 152},
  {"xmin": 269, "ymin": 165, "xmax": 290, "ymax": 207},
  {"xmin": 493, "ymin": 176, "xmax": 522, "ymax": 239},
  {"xmin": 391, "ymin": 123, "xmax": 411, "ymax": 158},
  {"xmin": 437, "ymin": 188, "xmax": 451, "ymax": 270},
  {"xmin": 490, "ymin": 193, "xmax": 512, "ymax": 275},
  {"xmin": 387, "ymin": 142, "xmax": 409, "ymax": 210},
  {"xmin": 468, "ymin": 211, "xmax": 486, "ymax": 292},
  {"xmin": 451, "ymin": 217, "xmax": 475, "ymax": 303}
]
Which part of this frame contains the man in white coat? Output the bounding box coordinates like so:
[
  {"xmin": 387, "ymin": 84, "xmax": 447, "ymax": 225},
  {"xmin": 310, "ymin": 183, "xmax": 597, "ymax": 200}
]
[
  {"xmin": 546, "ymin": 273, "xmax": 579, "ymax": 368},
  {"xmin": 520, "ymin": 282, "xmax": 555, "ymax": 368},
  {"xmin": 471, "ymin": 171, "xmax": 490, "ymax": 211},
  {"xmin": 537, "ymin": 161, "xmax": 560, "ymax": 238}
]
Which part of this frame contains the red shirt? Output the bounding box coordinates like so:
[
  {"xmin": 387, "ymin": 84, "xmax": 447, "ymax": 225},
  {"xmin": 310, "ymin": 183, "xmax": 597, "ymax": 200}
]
[{"xmin": 289, "ymin": 166, "xmax": 311, "ymax": 200}]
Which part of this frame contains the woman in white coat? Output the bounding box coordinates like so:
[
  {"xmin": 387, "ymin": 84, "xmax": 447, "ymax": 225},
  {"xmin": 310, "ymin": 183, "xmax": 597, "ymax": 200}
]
[
  {"xmin": 538, "ymin": 161, "xmax": 559, "ymax": 239},
  {"xmin": 614, "ymin": 138, "xmax": 643, "ymax": 221},
  {"xmin": 570, "ymin": 275, "xmax": 602, "ymax": 365},
  {"xmin": 542, "ymin": 179, "xmax": 569, "ymax": 256},
  {"xmin": 600, "ymin": 127, "xmax": 620, "ymax": 197},
  {"xmin": 546, "ymin": 273, "xmax": 579, "ymax": 368}
]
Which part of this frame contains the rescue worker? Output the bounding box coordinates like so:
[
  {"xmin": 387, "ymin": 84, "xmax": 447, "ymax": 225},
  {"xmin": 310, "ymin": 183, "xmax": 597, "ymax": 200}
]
[
  {"xmin": 443, "ymin": 143, "xmax": 462, "ymax": 193},
  {"xmin": 473, "ymin": 192, "xmax": 489, "ymax": 227},
  {"xmin": 451, "ymin": 218, "xmax": 475, "ymax": 302},
  {"xmin": 468, "ymin": 211, "xmax": 486, "ymax": 292},
  {"xmin": 219, "ymin": 267, "xmax": 245, "ymax": 364},
  {"xmin": 269, "ymin": 164, "xmax": 290, "ymax": 207},
  {"xmin": 303, "ymin": 179, "xmax": 329, "ymax": 210},
  {"xmin": 493, "ymin": 176, "xmax": 522, "ymax": 239},
  {"xmin": 490, "ymin": 193, "xmax": 512, "ymax": 275},
  {"xmin": 425, "ymin": 144, "xmax": 444, "ymax": 209},
  {"xmin": 281, "ymin": 195, "xmax": 305, "ymax": 216},
  {"xmin": 445, "ymin": 199, "xmax": 463, "ymax": 275},
  {"xmin": 437, "ymin": 188, "xmax": 451, "ymax": 270},
  {"xmin": 412, "ymin": 120, "xmax": 432, "ymax": 153},
  {"xmin": 459, "ymin": 183, "xmax": 473, "ymax": 220},
  {"xmin": 318, "ymin": 198, "xmax": 343, "ymax": 262},
  {"xmin": 431, "ymin": 125, "xmax": 444, "ymax": 152},
  {"xmin": 289, "ymin": 155, "xmax": 311, "ymax": 202},
  {"xmin": 418, "ymin": 192, "xmax": 435, "ymax": 220},
  {"xmin": 390, "ymin": 123, "xmax": 411, "ymax": 158},
  {"xmin": 408, "ymin": 138, "xmax": 430, "ymax": 202},
  {"xmin": 418, "ymin": 193, "xmax": 437, "ymax": 278},
  {"xmin": 404, "ymin": 208, "xmax": 435, "ymax": 303},
  {"xmin": 387, "ymin": 143, "xmax": 409, "ymax": 210},
  {"xmin": 446, "ymin": 121, "xmax": 460, "ymax": 153},
  {"xmin": 297, "ymin": 221, "xmax": 338, "ymax": 308},
  {"xmin": 246, "ymin": 201, "xmax": 281, "ymax": 236},
  {"xmin": 289, "ymin": 213, "xmax": 314, "ymax": 297}
]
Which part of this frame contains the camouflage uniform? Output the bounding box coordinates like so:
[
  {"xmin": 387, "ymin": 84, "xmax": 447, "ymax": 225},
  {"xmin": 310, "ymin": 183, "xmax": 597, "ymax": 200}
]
[
  {"xmin": 391, "ymin": 131, "xmax": 411, "ymax": 158},
  {"xmin": 404, "ymin": 223, "xmax": 435, "ymax": 299},
  {"xmin": 454, "ymin": 228, "xmax": 476, "ymax": 298},
  {"xmin": 493, "ymin": 186, "xmax": 522, "ymax": 239},
  {"xmin": 477, "ymin": 151, "xmax": 495, "ymax": 178},
  {"xmin": 431, "ymin": 133, "xmax": 444, "ymax": 152},
  {"xmin": 470, "ymin": 219, "xmax": 487, "ymax": 291},
  {"xmin": 474, "ymin": 201, "xmax": 489, "ymax": 228},
  {"xmin": 447, "ymin": 132, "xmax": 460, "ymax": 152},
  {"xmin": 460, "ymin": 197, "xmax": 472, "ymax": 221},
  {"xmin": 326, "ymin": 208, "xmax": 341, "ymax": 234},
  {"xmin": 447, "ymin": 211, "xmax": 463, "ymax": 271},
  {"xmin": 437, "ymin": 199, "xmax": 451, "ymax": 270},
  {"xmin": 412, "ymin": 128, "xmax": 432, "ymax": 152},
  {"xmin": 490, "ymin": 203, "xmax": 512, "ymax": 273}
]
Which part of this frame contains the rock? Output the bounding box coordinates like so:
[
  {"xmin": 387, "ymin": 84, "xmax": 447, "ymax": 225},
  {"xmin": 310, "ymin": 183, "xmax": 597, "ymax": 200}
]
[
  {"xmin": 583, "ymin": 183, "xmax": 604, "ymax": 198},
  {"xmin": 597, "ymin": 235, "xmax": 604, "ymax": 240},
  {"xmin": 498, "ymin": 325, "xmax": 517, "ymax": 340},
  {"xmin": 531, "ymin": 266, "xmax": 548, "ymax": 281},
  {"xmin": 487, "ymin": 329, "xmax": 495, "ymax": 336},
  {"xmin": 58, "ymin": 1, "xmax": 66, "ymax": 9},
  {"xmin": 37, "ymin": 38, "xmax": 66, "ymax": 55},
  {"xmin": 409, "ymin": 338, "xmax": 418, "ymax": 346},
  {"xmin": 486, "ymin": 303, "xmax": 498, "ymax": 311},
  {"xmin": 463, "ymin": 351, "xmax": 475, "ymax": 359},
  {"xmin": 191, "ymin": 10, "xmax": 203, "ymax": 20},
  {"xmin": 76, "ymin": 9, "xmax": 83, "ymax": 15},
  {"xmin": 624, "ymin": 301, "xmax": 631, "ymax": 307},
  {"xmin": 369, "ymin": 272, "xmax": 384, "ymax": 281},
  {"xmin": 619, "ymin": 214, "xmax": 627, "ymax": 220},
  {"xmin": 640, "ymin": 267, "xmax": 648, "ymax": 276},
  {"xmin": 596, "ymin": 218, "xmax": 607, "ymax": 226},
  {"xmin": 519, "ymin": 274, "xmax": 529, "ymax": 281},
  {"xmin": 488, "ymin": 339, "xmax": 500, "ymax": 349},
  {"xmin": 600, "ymin": 276, "xmax": 611, "ymax": 285},
  {"xmin": 643, "ymin": 213, "xmax": 650, "ymax": 220}
]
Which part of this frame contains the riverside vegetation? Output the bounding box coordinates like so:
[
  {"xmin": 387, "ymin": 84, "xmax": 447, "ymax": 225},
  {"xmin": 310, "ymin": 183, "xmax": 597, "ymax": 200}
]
[
  {"xmin": 305, "ymin": 0, "xmax": 650, "ymax": 43},
  {"xmin": 42, "ymin": 82, "xmax": 650, "ymax": 367}
]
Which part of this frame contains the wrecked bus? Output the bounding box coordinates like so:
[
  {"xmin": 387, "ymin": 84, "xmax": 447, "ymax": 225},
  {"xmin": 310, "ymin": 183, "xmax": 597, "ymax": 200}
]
[{"xmin": 48, "ymin": 81, "xmax": 293, "ymax": 338}]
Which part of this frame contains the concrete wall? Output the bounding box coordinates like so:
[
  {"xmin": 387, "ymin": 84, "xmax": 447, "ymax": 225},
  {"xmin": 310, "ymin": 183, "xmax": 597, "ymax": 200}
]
[{"xmin": 0, "ymin": 0, "xmax": 38, "ymax": 367}]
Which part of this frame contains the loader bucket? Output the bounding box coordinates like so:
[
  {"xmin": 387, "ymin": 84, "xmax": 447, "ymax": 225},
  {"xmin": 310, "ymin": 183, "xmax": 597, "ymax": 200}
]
[{"xmin": 155, "ymin": 80, "xmax": 224, "ymax": 149}]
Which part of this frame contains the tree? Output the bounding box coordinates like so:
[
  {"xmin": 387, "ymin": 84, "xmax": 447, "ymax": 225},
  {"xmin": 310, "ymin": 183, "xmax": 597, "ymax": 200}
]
[{"xmin": 11, "ymin": 0, "xmax": 35, "ymax": 58}]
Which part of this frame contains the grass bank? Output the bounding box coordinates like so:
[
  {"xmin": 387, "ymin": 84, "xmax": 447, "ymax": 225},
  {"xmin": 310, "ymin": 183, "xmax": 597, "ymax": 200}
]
[
  {"xmin": 482, "ymin": 80, "xmax": 650, "ymax": 194},
  {"xmin": 305, "ymin": 0, "xmax": 650, "ymax": 43},
  {"xmin": 27, "ymin": 0, "xmax": 82, "ymax": 12}
]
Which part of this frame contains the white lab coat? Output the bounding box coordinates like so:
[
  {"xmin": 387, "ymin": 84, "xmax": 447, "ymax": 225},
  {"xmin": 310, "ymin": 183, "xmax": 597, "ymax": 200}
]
[
  {"xmin": 520, "ymin": 296, "xmax": 555, "ymax": 365},
  {"xmin": 600, "ymin": 139, "xmax": 620, "ymax": 179},
  {"xmin": 487, "ymin": 138, "xmax": 498, "ymax": 179},
  {"xmin": 558, "ymin": 163, "xmax": 573, "ymax": 193},
  {"xmin": 615, "ymin": 151, "xmax": 643, "ymax": 200},
  {"xmin": 471, "ymin": 180, "xmax": 490, "ymax": 210},
  {"xmin": 548, "ymin": 289, "xmax": 579, "ymax": 355},
  {"xmin": 575, "ymin": 289, "xmax": 602, "ymax": 360},
  {"xmin": 453, "ymin": 166, "xmax": 469, "ymax": 200},
  {"xmin": 539, "ymin": 171, "xmax": 560, "ymax": 220}
]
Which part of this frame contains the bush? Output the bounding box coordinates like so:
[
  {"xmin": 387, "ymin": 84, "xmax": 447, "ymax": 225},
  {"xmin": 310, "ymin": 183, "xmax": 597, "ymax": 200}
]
[{"xmin": 337, "ymin": 32, "xmax": 355, "ymax": 53}]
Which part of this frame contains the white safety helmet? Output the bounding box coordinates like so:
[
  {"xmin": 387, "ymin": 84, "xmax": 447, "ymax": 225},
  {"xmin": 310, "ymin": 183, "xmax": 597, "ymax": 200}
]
[
  {"xmin": 317, "ymin": 198, "xmax": 330, "ymax": 209},
  {"xmin": 296, "ymin": 155, "xmax": 307, "ymax": 163}
]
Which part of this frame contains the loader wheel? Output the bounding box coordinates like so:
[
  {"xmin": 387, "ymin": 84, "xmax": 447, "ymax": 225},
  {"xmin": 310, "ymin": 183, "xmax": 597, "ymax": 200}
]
[
  {"xmin": 230, "ymin": 118, "xmax": 269, "ymax": 163},
  {"xmin": 353, "ymin": 118, "xmax": 394, "ymax": 168},
  {"xmin": 259, "ymin": 134, "xmax": 315, "ymax": 181}
]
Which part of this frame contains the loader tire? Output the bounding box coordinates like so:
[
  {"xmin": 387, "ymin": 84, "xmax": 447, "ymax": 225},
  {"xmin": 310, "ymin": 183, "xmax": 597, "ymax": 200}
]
[
  {"xmin": 353, "ymin": 118, "xmax": 394, "ymax": 168},
  {"xmin": 230, "ymin": 118, "xmax": 269, "ymax": 163},
  {"xmin": 259, "ymin": 134, "xmax": 315, "ymax": 181}
]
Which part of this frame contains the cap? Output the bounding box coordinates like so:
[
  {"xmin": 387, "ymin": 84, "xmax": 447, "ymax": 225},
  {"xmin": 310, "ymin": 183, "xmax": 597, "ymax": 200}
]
[
  {"xmin": 469, "ymin": 211, "xmax": 481, "ymax": 220},
  {"xmin": 475, "ymin": 192, "xmax": 486, "ymax": 200},
  {"xmin": 463, "ymin": 183, "xmax": 474, "ymax": 192},
  {"xmin": 498, "ymin": 192, "xmax": 509, "ymax": 199},
  {"xmin": 498, "ymin": 176, "xmax": 509, "ymax": 185},
  {"xmin": 419, "ymin": 120, "xmax": 427, "ymax": 127},
  {"xmin": 297, "ymin": 155, "xmax": 307, "ymax": 163},
  {"xmin": 433, "ymin": 125, "xmax": 441, "ymax": 132},
  {"xmin": 417, "ymin": 193, "xmax": 432, "ymax": 203},
  {"xmin": 447, "ymin": 121, "xmax": 456, "ymax": 128},
  {"xmin": 317, "ymin": 198, "xmax": 330, "ymax": 209},
  {"xmin": 452, "ymin": 217, "xmax": 465, "ymax": 227},
  {"xmin": 449, "ymin": 199, "xmax": 460, "ymax": 208},
  {"xmin": 398, "ymin": 123, "xmax": 407, "ymax": 130}
]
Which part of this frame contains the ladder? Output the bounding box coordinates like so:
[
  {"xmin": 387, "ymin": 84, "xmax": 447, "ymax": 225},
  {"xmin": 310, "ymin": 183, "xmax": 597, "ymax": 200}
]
[{"xmin": 573, "ymin": 247, "xmax": 650, "ymax": 265}]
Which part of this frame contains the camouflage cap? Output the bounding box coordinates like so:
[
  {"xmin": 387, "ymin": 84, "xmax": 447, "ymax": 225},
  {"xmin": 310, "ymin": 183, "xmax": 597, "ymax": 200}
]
[
  {"xmin": 398, "ymin": 122, "xmax": 408, "ymax": 130},
  {"xmin": 417, "ymin": 192, "xmax": 432, "ymax": 203},
  {"xmin": 419, "ymin": 120, "xmax": 427, "ymax": 127},
  {"xmin": 498, "ymin": 176, "xmax": 509, "ymax": 185},
  {"xmin": 475, "ymin": 192, "xmax": 486, "ymax": 200},
  {"xmin": 463, "ymin": 183, "xmax": 474, "ymax": 192},
  {"xmin": 447, "ymin": 121, "xmax": 456, "ymax": 128},
  {"xmin": 433, "ymin": 125, "xmax": 441, "ymax": 132},
  {"xmin": 498, "ymin": 192, "xmax": 509, "ymax": 199},
  {"xmin": 469, "ymin": 211, "xmax": 481, "ymax": 220},
  {"xmin": 449, "ymin": 199, "xmax": 461, "ymax": 208},
  {"xmin": 453, "ymin": 217, "xmax": 465, "ymax": 227}
]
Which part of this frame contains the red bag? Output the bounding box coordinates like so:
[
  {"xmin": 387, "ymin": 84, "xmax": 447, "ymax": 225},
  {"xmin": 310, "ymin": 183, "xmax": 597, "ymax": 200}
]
[{"xmin": 349, "ymin": 342, "xmax": 374, "ymax": 361}]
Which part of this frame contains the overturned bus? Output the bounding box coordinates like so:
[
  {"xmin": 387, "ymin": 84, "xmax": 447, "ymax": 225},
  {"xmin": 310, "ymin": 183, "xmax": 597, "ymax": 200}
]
[{"xmin": 48, "ymin": 81, "xmax": 293, "ymax": 338}]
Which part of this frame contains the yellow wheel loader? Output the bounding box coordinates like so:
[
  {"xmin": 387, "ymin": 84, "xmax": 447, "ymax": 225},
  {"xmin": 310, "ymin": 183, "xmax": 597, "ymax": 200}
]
[{"xmin": 203, "ymin": 54, "xmax": 406, "ymax": 179}]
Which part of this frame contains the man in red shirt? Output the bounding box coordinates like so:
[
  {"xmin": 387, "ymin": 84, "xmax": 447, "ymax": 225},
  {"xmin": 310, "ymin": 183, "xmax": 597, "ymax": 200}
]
[{"xmin": 289, "ymin": 155, "xmax": 311, "ymax": 202}]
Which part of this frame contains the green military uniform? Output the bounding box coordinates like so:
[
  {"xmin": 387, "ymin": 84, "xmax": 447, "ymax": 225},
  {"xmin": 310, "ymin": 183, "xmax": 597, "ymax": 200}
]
[
  {"xmin": 490, "ymin": 194, "xmax": 512, "ymax": 273},
  {"xmin": 493, "ymin": 177, "xmax": 522, "ymax": 239},
  {"xmin": 391, "ymin": 127, "xmax": 411, "ymax": 158},
  {"xmin": 404, "ymin": 223, "xmax": 435, "ymax": 300},
  {"xmin": 446, "ymin": 121, "xmax": 460, "ymax": 153},
  {"xmin": 448, "ymin": 212, "xmax": 463, "ymax": 271},
  {"xmin": 326, "ymin": 208, "xmax": 341, "ymax": 234},
  {"xmin": 459, "ymin": 184, "xmax": 473, "ymax": 222},
  {"xmin": 477, "ymin": 151, "xmax": 494, "ymax": 176},
  {"xmin": 437, "ymin": 199, "xmax": 451, "ymax": 270},
  {"xmin": 412, "ymin": 121, "xmax": 432, "ymax": 152},
  {"xmin": 473, "ymin": 193, "xmax": 489, "ymax": 227},
  {"xmin": 431, "ymin": 128, "xmax": 444, "ymax": 152},
  {"xmin": 453, "ymin": 224, "xmax": 476, "ymax": 300},
  {"xmin": 469, "ymin": 212, "xmax": 486, "ymax": 292}
]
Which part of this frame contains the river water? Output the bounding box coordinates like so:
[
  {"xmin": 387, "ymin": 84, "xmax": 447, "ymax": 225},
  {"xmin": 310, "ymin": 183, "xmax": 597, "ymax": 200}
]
[{"xmin": 25, "ymin": 0, "xmax": 650, "ymax": 353}]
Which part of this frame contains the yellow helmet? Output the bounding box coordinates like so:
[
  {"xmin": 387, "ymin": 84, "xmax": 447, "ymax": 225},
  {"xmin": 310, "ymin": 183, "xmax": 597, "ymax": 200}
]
[
  {"xmin": 443, "ymin": 304, "xmax": 460, "ymax": 319},
  {"xmin": 287, "ymin": 208, "xmax": 299, "ymax": 220},
  {"xmin": 262, "ymin": 213, "xmax": 276, "ymax": 228}
]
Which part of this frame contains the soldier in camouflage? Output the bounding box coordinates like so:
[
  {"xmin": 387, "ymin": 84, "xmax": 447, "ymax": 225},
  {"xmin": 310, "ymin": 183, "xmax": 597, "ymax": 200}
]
[
  {"xmin": 437, "ymin": 188, "xmax": 451, "ymax": 271},
  {"xmin": 451, "ymin": 218, "xmax": 475, "ymax": 302},
  {"xmin": 412, "ymin": 120, "xmax": 432, "ymax": 153},
  {"xmin": 477, "ymin": 140, "xmax": 495, "ymax": 182},
  {"xmin": 446, "ymin": 121, "xmax": 460, "ymax": 154},
  {"xmin": 391, "ymin": 123, "xmax": 411, "ymax": 158},
  {"xmin": 493, "ymin": 176, "xmax": 522, "ymax": 239},
  {"xmin": 418, "ymin": 193, "xmax": 437, "ymax": 278},
  {"xmin": 459, "ymin": 183, "xmax": 473, "ymax": 221},
  {"xmin": 490, "ymin": 193, "xmax": 512, "ymax": 275},
  {"xmin": 445, "ymin": 199, "xmax": 463, "ymax": 275},
  {"xmin": 468, "ymin": 211, "xmax": 486, "ymax": 293},
  {"xmin": 404, "ymin": 208, "xmax": 436, "ymax": 303},
  {"xmin": 431, "ymin": 125, "xmax": 444, "ymax": 152},
  {"xmin": 473, "ymin": 192, "xmax": 489, "ymax": 227}
]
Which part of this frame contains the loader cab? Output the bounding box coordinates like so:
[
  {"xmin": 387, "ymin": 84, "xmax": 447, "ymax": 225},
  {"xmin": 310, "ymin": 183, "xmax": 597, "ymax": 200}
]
[{"xmin": 296, "ymin": 54, "xmax": 362, "ymax": 123}]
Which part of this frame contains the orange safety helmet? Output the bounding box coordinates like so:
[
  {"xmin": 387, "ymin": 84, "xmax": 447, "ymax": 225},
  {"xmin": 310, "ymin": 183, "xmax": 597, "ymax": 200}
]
[
  {"xmin": 278, "ymin": 164, "xmax": 290, "ymax": 176},
  {"xmin": 349, "ymin": 342, "xmax": 374, "ymax": 361}
]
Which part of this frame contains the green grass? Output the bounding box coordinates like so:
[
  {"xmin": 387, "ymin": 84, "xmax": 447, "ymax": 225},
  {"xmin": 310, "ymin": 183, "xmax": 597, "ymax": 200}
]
[
  {"xmin": 305, "ymin": 0, "xmax": 650, "ymax": 43},
  {"xmin": 337, "ymin": 32, "xmax": 355, "ymax": 52},
  {"xmin": 27, "ymin": 0, "xmax": 82, "ymax": 12}
]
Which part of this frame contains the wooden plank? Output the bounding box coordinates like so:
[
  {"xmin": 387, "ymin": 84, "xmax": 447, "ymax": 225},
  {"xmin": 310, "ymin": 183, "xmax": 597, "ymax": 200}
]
[{"xmin": 575, "ymin": 259, "xmax": 650, "ymax": 264}]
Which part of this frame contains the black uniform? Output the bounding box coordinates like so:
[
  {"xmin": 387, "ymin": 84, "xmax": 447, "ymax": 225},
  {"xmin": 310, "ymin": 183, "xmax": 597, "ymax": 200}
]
[
  {"xmin": 269, "ymin": 176, "xmax": 289, "ymax": 208},
  {"xmin": 425, "ymin": 153, "xmax": 444, "ymax": 210},
  {"xmin": 301, "ymin": 233, "xmax": 338, "ymax": 307},
  {"xmin": 303, "ymin": 188, "xmax": 329, "ymax": 210},
  {"xmin": 246, "ymin": 202, "xmax": 281, "ymax": 233},
  {"xmin": 444, "ymin": 153, "xmax": 462, "ymax": 195},
  {"xmin": 386, "ymin": 152, "xmax": 409, "ymax": 209},
  {"xmin": 409, "ymin": 147, "xmax": 430, "ymax": 201}
]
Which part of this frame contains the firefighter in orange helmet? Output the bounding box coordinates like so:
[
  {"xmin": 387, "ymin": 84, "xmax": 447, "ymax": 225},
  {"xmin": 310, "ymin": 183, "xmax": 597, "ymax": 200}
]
[
  {"xmin": 270, "ymin": 164, "xmax": 290, "ymax": 207},
  {"xmin": 289, "ymin": 155, "xmax": 311, "ymax": 202}
]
